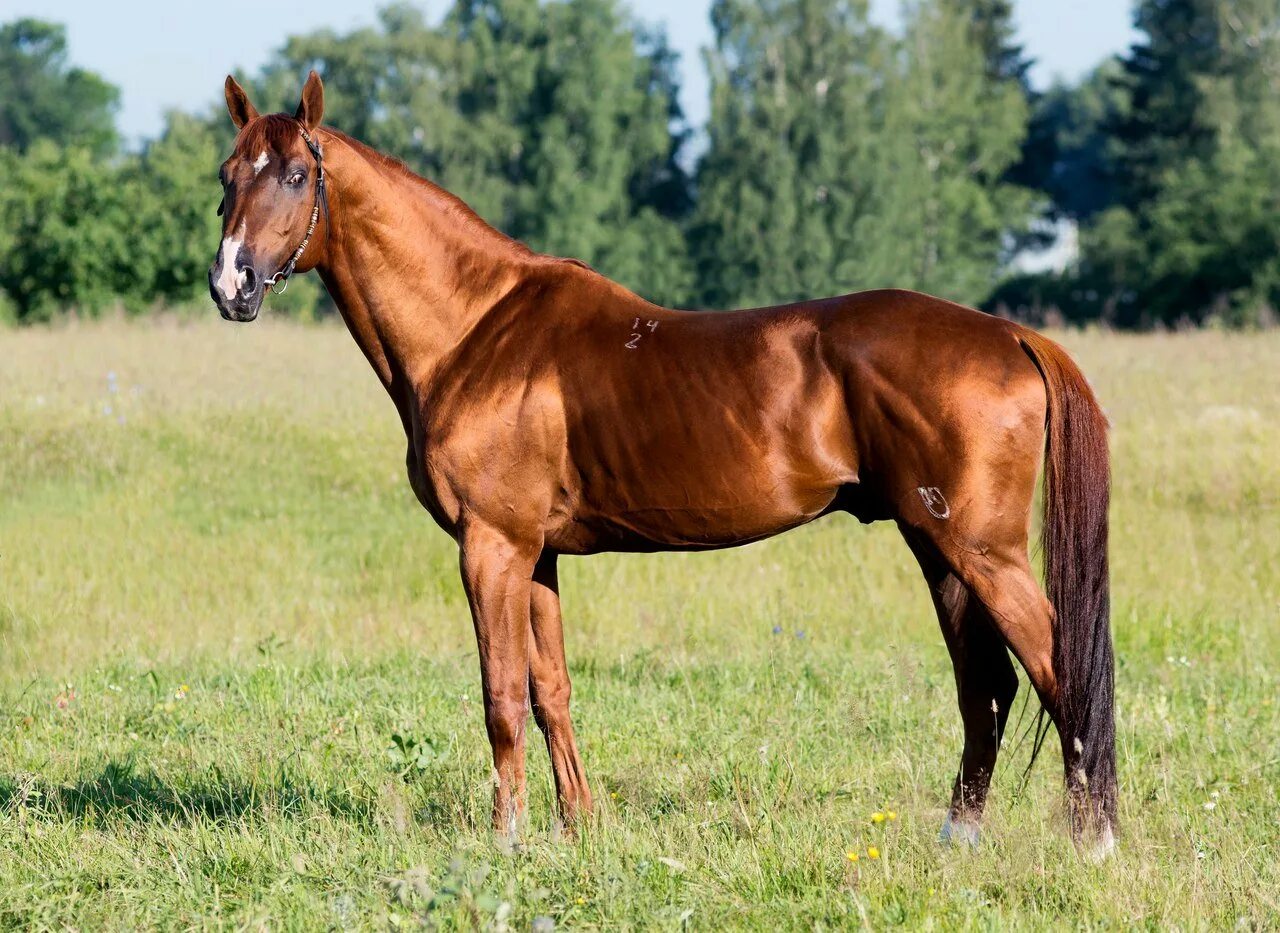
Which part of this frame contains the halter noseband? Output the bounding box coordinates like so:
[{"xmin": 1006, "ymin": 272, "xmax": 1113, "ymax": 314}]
[{"xmin": 263, "ymin": 125, "xmax": 327, "ymax": 295}]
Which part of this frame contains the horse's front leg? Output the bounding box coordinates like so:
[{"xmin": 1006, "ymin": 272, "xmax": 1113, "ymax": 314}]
[
  {"xmin": 458, "ymin": 522, "xmax": 540, "ymax": 841},
  {"xmin": 528, "ymin": 552, "xmax": 593, "ymax": 830}
]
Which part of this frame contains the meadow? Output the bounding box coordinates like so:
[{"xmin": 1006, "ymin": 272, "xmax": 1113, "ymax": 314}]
[{"xmin": 0, "ymin": 316, "xmax": 1277, "ymax": 929}]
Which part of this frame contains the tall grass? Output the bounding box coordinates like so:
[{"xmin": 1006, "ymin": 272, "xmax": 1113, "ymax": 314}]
[{"xmin": 1, "ymin": 318, "xmax": 1277, "ymax": 928}]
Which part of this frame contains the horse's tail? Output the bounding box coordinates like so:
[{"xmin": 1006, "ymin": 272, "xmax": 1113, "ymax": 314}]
[{"xmin": 1018, "ymin": 329, "xmax": 1117, "ymax": 837}]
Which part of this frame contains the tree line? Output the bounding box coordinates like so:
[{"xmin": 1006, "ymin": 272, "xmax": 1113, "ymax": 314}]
[{"xmin": 0, "ymin": 0, "xmax": 1276, "ymax": 327}]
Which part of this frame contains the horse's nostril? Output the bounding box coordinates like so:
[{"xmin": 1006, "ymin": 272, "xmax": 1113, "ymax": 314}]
[{"xmin": 241, "ymin": 265, "xmax": 258, "ymax": 293}]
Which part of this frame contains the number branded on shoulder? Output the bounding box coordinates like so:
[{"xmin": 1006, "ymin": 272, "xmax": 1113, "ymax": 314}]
[{"xmin": 625, "ymin": 319, "xmax": 660, "ymax": 350}]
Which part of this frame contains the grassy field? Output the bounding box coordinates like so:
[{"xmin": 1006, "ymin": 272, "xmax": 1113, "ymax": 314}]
[{"xmin": 1, "ymin": 316, "xmax": 1277, "ymax": 929}]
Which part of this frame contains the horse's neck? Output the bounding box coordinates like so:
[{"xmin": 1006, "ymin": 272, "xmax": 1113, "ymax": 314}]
[{"xmin": 315, "ymin": 134, "xmax": 530, "ymax": 409}]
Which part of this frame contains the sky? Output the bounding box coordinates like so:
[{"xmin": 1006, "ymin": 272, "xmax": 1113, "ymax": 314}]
[{"xmin": 7, "ymin": 0, "xmax": 1140, "ymax": 145}]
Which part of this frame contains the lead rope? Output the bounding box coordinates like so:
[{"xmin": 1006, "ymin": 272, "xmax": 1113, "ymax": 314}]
[{"xmin": 263, "ymin": 125, "xmax": 326, "ymax": 295}]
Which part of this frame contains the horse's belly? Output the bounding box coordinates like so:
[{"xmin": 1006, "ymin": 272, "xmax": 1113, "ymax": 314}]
[
  {"xmin": 550, "ymin": 459, "xmax": 846, "ymax": 554},
  {"xmin": 550, "ymin": 326, "xmax": 861, "ymax": 553}
]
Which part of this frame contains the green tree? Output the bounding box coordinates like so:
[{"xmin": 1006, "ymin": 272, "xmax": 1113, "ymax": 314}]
[
  {"xmin": 0, "ymin": 142, "xmax": 134, "ymax": 320},
  {"xmin": 1015, "ymin": 60, "xmax": 1127, "ymax": 224},
  {"xmin": 861, "ymin": 0, "xmax": 1032, "ymax": 303},
  {"xmin": 445, "ymin": 0, "xmax": 692, "ymax": 302},
  {"xmin": 1072, "ymin": 0, "xmax": 1280, "ymax": 325},
  {"xmin": 694, "ymin": 0, "xmax": 1031, "ymax": 310},
  {"xmin": 0, "ymin": 19, "xmax": 119, "ymax": 157},
  {"xmin": 1111, "ymin": 0, "xmax": 1225, "ymax": 210},
  {"xmin": 967, "ymin": 0, "xmax": 1033, "ymax": 90},
  {"xmin": 693, "ymin": 0, "xmax": 888, "ymax": 308},
  {"xmin": 123, "ymin": 112, "xmax": 226, "ymax": 307}
]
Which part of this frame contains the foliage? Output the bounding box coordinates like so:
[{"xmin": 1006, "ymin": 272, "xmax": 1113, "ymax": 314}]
[
  {"xmin": 0, "ymin": 19, "xmax": 118, "ymax": 157},
  {"xmin": 387, "ymin": 730, "xmax": 450, "ymax": 780},
  {"xmin": 967, "ymin": 0, "xmax": 1032, "ymax": 90},
  {"xmin": 1015, "ymin": 59, "xmax": 1129, "ymax": 225},
  {"xmin": 0, "ymin": 112, "xmax": 264, "ymax": 320},
  {"xmin": 1005, "ymin": 0, "xmax": 1280, "ymax": 326},
  {"xmin": 867, "ymin": 0, "xmax": 1032, "ymax": 302},
  {"xmin": 1114, "ymin": 0, "xmax": 1280, "ymax": 326},
  {"xmin": 123, "ymin": 113, "xmax": 226, "ymax": 309},
  {"xmin": 2, "ymin": 2, "xmax": 1280, "ymax": 327},
  {"xmin": 691, "ymin": 0, "xmax": 889, "ymax": 308},
  {"xmin": 693, "ymin": 0, "xmax": 1030, "ymax": 309},
  {"xmin": 0, "ymin": 142, "xmax": 137, "ymax": 320}
]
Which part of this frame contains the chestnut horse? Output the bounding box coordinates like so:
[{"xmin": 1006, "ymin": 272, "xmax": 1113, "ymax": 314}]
[{"xmin": 209, "ymin": 73, "xmax": 1117, "ymax": 855}]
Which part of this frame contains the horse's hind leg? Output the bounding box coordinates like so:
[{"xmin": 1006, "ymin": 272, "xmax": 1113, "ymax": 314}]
[
  {"xmin": 904, "ymin": 530, "xmax": 1019, "ymax": 847},
  {"xmin": 906, "ymin": 506, "xmax": 1081, "ymax": 848},
  {"xmin": 939, "ymin": 550, "xmax": 1122, "ymax": 854}
]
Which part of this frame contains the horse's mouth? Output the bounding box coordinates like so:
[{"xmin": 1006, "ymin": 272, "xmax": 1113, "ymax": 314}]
[{"xmin": 219, "ymin": 305, "xmax": 260, "ymax": 323}]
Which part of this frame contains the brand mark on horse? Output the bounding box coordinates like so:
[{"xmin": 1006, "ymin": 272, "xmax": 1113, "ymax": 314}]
[{"xmin": 918, "ymin": 486, "xmax": 950, "ymax": 520}]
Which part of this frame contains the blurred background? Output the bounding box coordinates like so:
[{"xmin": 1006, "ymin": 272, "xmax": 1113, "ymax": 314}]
[{"xmin": 0, "ymin": 0, "xmax": 1276, "ymax": 327}]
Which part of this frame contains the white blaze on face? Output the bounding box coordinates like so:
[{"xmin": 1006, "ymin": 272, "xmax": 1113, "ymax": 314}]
[
  {"xmin": 252, "ymin": 151, "xmax": 269, "ymax": 176},
  {"xmin": 215, "ymin": 222, "xmax": 247, "ymax": 301}
]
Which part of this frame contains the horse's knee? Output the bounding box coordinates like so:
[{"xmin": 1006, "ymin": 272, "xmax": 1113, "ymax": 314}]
[{"xmin": 485, "ymin": 693, "xmax": 530, "ymax": 748}]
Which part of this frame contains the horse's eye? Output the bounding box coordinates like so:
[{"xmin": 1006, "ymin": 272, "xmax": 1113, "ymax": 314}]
[{"xmin": 287, "ymin": 171, "xmax": 305, "ymax": 186}]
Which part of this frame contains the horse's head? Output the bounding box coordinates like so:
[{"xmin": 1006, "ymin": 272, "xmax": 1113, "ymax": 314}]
[{"xmin": 209, "ymin": 71, "xmax": 327, "ymax": 322}]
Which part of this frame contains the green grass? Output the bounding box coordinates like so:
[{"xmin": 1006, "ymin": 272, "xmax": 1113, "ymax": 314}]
[{"xmin": 1, "ymin": 317, "xmax": 1277, "ymax": 929}]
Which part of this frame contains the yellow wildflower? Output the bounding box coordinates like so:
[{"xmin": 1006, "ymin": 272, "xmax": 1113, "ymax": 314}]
[
  {"xmin": 887, "ymin": 810, "xmax": 898, "ymax": 821},
  {"xmin": 867, "ymin": 846, "xmax": 880, "ymax": 859},
  {"xmin": 846, "ymin": 851, "xmax": 859, "ymax": 862},
  {"xmin": 871, "ymin": 812, "xmax": 886, "ymax": 823}
]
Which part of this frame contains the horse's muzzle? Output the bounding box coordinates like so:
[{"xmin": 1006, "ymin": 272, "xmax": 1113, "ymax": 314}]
[{"xmin": 209, "ymin": 261, "xmax": 263, "ymax": 323}]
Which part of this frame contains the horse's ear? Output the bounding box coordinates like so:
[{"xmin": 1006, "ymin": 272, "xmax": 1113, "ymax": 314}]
[
  {"xmin": 224, "ymin": 75, "xmax": 259, "ymax": 129},
  {"xmin": 295, "ymin": 70, "xmax": 324, "ymax": 131}
]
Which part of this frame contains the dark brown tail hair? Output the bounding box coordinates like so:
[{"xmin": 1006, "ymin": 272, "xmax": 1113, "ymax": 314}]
[{"xmin": 1019, "ymin": 330, "xmax": 1117, "ymax": 834}]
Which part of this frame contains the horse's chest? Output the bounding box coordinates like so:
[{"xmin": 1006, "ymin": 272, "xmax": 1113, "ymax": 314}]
[{"xmin": 404, "ymin": 443, "xmax": 463, "ymax": 538}]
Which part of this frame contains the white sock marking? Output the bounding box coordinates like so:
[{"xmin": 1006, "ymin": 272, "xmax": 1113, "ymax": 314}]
[
  {"xmin": 940, "ymin": 813, "xmax": 981, "ymax": 848},
  {"xmin": 1083, "ymin": 820, "xmax": 1116, "ymax": 863}
]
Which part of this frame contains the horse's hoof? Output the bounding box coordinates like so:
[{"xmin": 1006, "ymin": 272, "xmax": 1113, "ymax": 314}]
[
  {"xmin": 939, "ymin": 813, "xmax": 981, "ymax": 849},
  {"xmin": 493, "ymin": 809, "xmax": 526, "ymax": 854},
  {"xmin": 494, "ymin": 829, "xmax": 525, "ymax": 855},
  {"xmin": 1080, "ymin": 821, "xmax": 1116, "ymax": 863}
]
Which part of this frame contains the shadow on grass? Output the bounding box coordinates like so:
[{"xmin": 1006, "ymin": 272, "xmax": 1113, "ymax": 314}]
[{"xmin": 0, "ymin": 758, "xmax": 378, "ymax": 827}]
